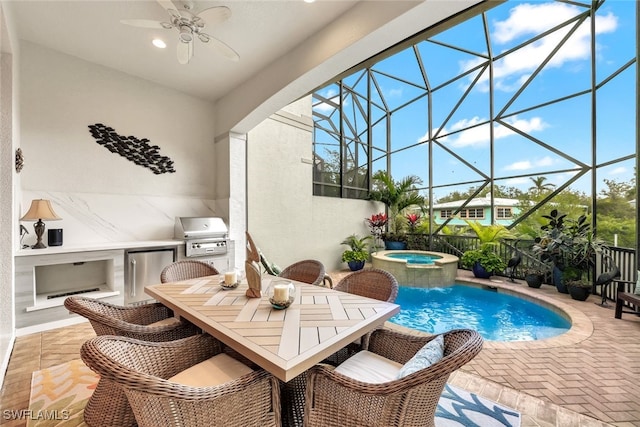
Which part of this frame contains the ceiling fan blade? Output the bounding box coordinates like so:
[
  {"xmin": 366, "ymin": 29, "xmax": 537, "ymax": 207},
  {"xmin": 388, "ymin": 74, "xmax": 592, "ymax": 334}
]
[
  {"xmin": 177, "ymin": 41, "xmax": 193, "ymax": 65},
  {"xmin": 156, "ymin": 0, "xmax": 181, "ymax": 19},
  {"xmin": 199, "ymin": 33, "xmax": 239, "ymax": 62},
  {"xmin": 120, "ymin": 19, "xmax": 166, "ymax": 29},
  {"xmin": 196, "ymin": 6, "xmax": 232, "ymax": 25}
]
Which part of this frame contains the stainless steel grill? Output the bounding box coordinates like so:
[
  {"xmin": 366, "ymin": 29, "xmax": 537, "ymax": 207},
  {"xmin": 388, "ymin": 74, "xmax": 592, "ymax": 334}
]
[{"xmin": 174, "ymin": 217, "xmax": 229, "ymax": 257}]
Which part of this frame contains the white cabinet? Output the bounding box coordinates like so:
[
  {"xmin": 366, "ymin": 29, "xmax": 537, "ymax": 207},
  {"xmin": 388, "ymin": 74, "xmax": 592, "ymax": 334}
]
[{"xmin": 15, "ymin": 249, "xmax": 125, "ymax": 330}]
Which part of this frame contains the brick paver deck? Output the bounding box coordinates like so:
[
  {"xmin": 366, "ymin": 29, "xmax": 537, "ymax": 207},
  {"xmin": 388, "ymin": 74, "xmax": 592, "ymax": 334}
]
[{"xmin": 331, "ymin": 268, "xmax": 640, "ymax": 426}]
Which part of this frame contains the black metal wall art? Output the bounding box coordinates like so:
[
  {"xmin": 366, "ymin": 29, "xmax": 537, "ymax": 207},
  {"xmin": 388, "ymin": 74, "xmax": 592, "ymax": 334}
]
[
  {"xmin": 88, "ymin": 123, "xmax": 176, "ymax": 175},
  {"xmin": 15, "ymin": 148, "xmax": 24, "ymax": 173}
]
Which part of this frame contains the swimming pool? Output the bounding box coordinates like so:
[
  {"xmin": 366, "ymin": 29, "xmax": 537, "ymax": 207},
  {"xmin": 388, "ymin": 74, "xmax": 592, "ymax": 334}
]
[
  {"xmin": 390, "ymin": 284, "xmax": 571, "ymax": 342},
  {"xmin": 386, "ymin": 253, "xmax": 440, "ymax": 264}
]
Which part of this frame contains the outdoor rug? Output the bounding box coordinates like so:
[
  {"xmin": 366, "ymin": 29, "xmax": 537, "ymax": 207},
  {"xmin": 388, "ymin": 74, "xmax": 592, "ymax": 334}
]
[{"xmin": 28, "ymin": 360, "xmax": 520, "ymax": 427}]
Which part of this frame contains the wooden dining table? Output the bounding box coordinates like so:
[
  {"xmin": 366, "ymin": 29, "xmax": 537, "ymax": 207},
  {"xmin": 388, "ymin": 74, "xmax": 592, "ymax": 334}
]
[{"xmin": 145, "ymin": 274, "xmax": 400, "ymax": 382}]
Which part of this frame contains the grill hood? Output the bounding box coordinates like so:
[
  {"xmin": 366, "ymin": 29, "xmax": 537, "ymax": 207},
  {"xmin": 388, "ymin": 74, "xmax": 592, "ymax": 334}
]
[{"xmin": 174, "ymin": 217, "xmax": 228, "ymax": 240}]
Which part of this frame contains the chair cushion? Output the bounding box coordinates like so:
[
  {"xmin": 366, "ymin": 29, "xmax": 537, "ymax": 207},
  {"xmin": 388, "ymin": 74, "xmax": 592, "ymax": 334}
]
[
  {"xmin": 168, "ymin": 353, "xmax": 253, "ymax": 387},
  {"xmin": 333, "ymin": 350, "xmax": 402, "ymax": 383},
  {"xmin": 148, "ymin": 317, "xmax": 181, "ymax": 327},
  {"xmin": 634, "ymin": 271, "xmax": 640, "ymax": 295},
  {"xmin": 397, "ymin": 334, "xmax": 445, "ymax": 379}
]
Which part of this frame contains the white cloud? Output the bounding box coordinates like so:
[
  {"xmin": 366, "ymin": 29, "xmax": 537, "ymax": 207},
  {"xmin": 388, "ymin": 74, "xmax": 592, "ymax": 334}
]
[
  {"xmin": 313, "ymin": 88, "xmax": 340, "ymax": 114},
  {"xmin": 504, "ymin": 160, "xmax": 532, "ymax": 171},
  {"xmin": 461, "ymin": 2, "xmax": 618, "ymax": 92},
  {"xmin": 503, "ymin": 155, "xmax": 557, "ymax": 172},
  {"xmin": 536, "ymin": 156, "xmax": 554, "ymax": 167},
  {"xmin": 313, "ymin": 88, "xmax": 352, "ymax": 114},
  {"xmin": 424, "ymin": 115, "xmax": 546, "ymax": 148},
  {"xmin": 505, "ymin": 177, "xmax": 531, "ymax": 185},
  {"xmin": 608, "ymin": 166, "xmax": 627, "ymax": 175}
]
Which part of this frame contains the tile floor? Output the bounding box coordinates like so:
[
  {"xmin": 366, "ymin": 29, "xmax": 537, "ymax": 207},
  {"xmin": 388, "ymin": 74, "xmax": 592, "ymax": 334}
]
[{"xmin": 1, "ymin": 269, "xmax": 639, "ymax": 426}]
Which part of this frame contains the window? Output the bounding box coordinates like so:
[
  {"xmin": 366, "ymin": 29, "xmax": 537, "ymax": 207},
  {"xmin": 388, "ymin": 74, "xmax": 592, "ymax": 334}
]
[
  {"xmin": 496, "ymin": 208, "xmax": 513, "ymax": 219},
  {"xmin": 440, "ymin": 209, "xmax": 453, "ymax": 219},
  {"xmin": 465, "ymin": 209, "xmax": 484, "ymax": 219}
]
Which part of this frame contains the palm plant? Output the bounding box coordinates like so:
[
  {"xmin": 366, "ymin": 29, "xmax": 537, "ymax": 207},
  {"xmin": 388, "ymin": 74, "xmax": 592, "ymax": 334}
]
[
  {"xmin": 368, "ymin": 171, "xmax": 424, "ymax": 234},
  {"xmin": 528, "ymin": 176, "xmax": 556, "ymax": 195},
  {"xmin": 341, "ymin": 234, "xmax": 371, "ymax": 270},
  {"xmin": 460, "ymin": 220, "xmax": 512, "ymax": 277}
]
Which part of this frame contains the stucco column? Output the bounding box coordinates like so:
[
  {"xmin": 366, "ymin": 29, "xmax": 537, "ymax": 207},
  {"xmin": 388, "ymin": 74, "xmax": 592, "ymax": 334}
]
[{"xmin": 214, "ymin": 131, "xmax": 247, "ymax": 270}]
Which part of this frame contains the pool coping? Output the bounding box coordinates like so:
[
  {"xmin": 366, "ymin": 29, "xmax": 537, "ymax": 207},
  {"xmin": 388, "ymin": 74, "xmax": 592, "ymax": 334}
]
[
  {"xmin": 385, "ymin": 274, "xmax": 593, "ymax": 350},
  {"xmin": 372, "ymin": 250, "xmax": 459, "ymax": 268}
]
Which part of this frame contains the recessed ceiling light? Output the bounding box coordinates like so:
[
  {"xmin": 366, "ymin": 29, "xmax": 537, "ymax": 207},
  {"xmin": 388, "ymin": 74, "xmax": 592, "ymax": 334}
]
[
  {"xmin": 152, "ymin": 39, "xmax": 167, "ymax": 49},
  {"xmin": 304, "ymin": 0, "xmax": 315, "ymax": 3}
]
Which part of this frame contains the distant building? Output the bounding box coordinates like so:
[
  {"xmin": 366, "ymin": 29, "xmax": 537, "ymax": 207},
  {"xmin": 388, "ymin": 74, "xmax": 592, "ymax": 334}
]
[{"xmin": 432, "ymin": 195, "xmax": 521, "ymax": 226}]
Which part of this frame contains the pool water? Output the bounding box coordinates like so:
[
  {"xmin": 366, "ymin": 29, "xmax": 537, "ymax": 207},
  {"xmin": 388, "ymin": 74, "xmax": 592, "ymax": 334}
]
[
  {"xmin": 390, "ymin": 285, "xmax": 571, "ymax": 342},
  {"xmin": 387, "ymin": 253, "xmax": 440, "ymax": 264}
]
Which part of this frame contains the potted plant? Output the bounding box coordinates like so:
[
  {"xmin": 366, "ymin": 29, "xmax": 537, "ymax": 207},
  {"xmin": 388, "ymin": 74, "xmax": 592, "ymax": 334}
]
[
  {"xmin": 368, "ymin": 171, "xmax": 424, "ymax": 250},
  {"xmin": 523, "ymin": 267, "xmax": 547, "ymax": 288},
  {"xmin": 366, "ymin": 212, "xmax": 388, "ymax": 252},
  {"xmin": 341, "ymin": 234, "xmax": 371, "ymax": 271},
  {"xmin": 564, "ymin": 274, "xmax": 592, "ymax": 301},
  {"xmin": 461, "ymin": 245, "xmax": 507, "ymax": 279},
  {"xmin": 460, "ymin": 220, "xmax": 511, "ymax": 279},
  {"xmin": 533, "ymin": 209, "xmax": 604, "ymax": 299}
]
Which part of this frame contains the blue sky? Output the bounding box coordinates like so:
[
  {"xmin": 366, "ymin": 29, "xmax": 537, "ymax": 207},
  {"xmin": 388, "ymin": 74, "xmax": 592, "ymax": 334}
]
[{"xmin": 313, "ymin": 0, "xmax": 636, "ymax": 201}]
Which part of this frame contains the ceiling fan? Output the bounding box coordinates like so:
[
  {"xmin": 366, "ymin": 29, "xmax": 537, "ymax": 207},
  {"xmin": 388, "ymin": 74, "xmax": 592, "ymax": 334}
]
[{"xmin": 121, "ymin": 0, "xmax": 239, "ymax": 65}]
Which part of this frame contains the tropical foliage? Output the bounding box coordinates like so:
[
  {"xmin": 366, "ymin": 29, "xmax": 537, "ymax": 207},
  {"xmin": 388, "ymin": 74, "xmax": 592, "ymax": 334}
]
[
  {"xmin": 369, "ymin": 171, "xmax": 424, "ymax": 234},
  {"xmin": 460, "ymin": 220, "xmax": 511, "ymax": 274},
  {"xmin": 340, "ymin": 234, "xmax": 371, "ymax": 263},
  {"xmin": 532, "ymin": 209, "xmax": 605, "ymax": 285}
]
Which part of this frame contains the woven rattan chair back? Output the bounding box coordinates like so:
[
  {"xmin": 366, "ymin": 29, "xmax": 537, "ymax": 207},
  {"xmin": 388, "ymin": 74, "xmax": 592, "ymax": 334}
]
[
  {"xmin": 81, "ymin": 334, "xmax": 282, "ymax": 427},
  {"xmin": 303, "ymin": 328, "xmax": 483, "ymax": 427},
  {"xmin": 64, "ymin": 296, "xmax": 200, "ymax": 427},
  {"xmin": 334, "ymin": 268, "xmax": 399, "ymax": 302},
  {"xmin": 160, "ymin": 259, "xmax": 219, "ymax": 283},
  {"xmin": 63, "ymin": 296, "xmax": 198, "ymax": 340},
  {"xmin": 278, "ymin": 259, "xmax": 326, "ymax": 287}
]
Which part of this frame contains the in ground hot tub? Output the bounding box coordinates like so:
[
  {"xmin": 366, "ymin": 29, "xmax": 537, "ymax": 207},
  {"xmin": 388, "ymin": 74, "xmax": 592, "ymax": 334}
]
[{"xmin": 371, "ymin": 250, "xmax": 458, "ymax": 287}]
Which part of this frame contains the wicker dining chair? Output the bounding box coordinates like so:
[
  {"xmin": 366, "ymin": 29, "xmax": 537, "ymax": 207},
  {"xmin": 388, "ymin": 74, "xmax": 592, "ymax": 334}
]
[
  {"xmin": 64, "ymin": 296, "xmax": 200, "ymax": 427},
  {"xmin": 278, "ymin": 259, "xmax": 327, "ymax": 287},
  {"xmin": 324, "ymin": 268, "xmax": 399, "ymax": 366},
  {"xmin": 81, "ymin": 334, "xmax": 282, "ymax": 427},
  {"xmin": 160, "ymin": 259, "xmax": 219, "ymax": 283},
  {"xmin": 333, "ymin": 268, "xmax": 399, "ymax": 303},
  {"xmin": 302, "ymin": 328, "xmax": 483, "ymax": 427}
]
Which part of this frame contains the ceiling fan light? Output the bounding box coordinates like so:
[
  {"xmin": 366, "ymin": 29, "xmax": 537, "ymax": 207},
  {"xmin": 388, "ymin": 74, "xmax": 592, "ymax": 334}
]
[
  {"xmin": 152, "ymin": 39, "xmax": 167, "ymax": 49},
  {"xmin": 179, "ymin": 26, "xmax": 193, "ymax": 43}
]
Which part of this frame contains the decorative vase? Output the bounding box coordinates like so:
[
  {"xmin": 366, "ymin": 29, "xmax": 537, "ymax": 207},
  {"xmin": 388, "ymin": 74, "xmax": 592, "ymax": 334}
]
[
  {"xmin": 524, "ymin": 274, "xmax": 543, "ymax": 288},
  {"xmin": 567, "ymin": 284, "xmax": 590, "ymax": 301},
  {"xmin": 384, "ymin": 240, "xmax": 407, "ymax": 250},
  {"xmin": 552, "ymin": 266, "xmax": 569, "ymax": 294},
  {"xmin": 347, "ymin": 260, "xmax": 365, "ymax": 271},
  {"xmin": 472, "ymin": 262, "xmax": 492, "ymax": 279}
]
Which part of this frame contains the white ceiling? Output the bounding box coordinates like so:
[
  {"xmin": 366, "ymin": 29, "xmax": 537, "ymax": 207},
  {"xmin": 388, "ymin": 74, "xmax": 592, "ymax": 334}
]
[
  {"xmin": 3, "ymin": 0, "xmax": 486, "ymax": 133},
  {"xmin": 5, "ymin": 0, "xmax": 361, "ymax": 102}
]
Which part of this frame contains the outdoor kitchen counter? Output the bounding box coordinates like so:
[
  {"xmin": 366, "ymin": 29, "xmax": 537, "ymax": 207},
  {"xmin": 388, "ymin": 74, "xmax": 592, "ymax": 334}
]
[
  {"xmin": 14, "ymin": 240, "xmax": 186, "ymax": 332},
  {"xmin": 15, "ymin": 240, "xmax": 184, "ymax": 256}
]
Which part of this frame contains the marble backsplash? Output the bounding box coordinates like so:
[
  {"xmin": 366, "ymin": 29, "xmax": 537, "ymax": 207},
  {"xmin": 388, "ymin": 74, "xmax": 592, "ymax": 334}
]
[{"xmin": 19, "ymin": 191, "xmax": 224, "ymax": 248}]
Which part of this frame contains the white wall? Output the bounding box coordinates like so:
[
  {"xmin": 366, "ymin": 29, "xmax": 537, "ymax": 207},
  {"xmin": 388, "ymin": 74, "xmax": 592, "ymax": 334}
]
[
  {"xmin": 247, "ymin": 96, "xmax": 377, "ymax": 273},
  {"xmin": 0, "ymin": 3, "xmax": 15, "ymax": 388},
  {"xmin": 18, "ymin": 42, "xmax": 226, "ymax": 247}
]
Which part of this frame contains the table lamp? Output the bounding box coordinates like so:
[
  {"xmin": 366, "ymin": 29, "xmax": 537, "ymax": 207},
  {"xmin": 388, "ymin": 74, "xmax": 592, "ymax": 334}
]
[{"xmin": 20, "ymin": 199, "xmax": 61, "ymax": 249}]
